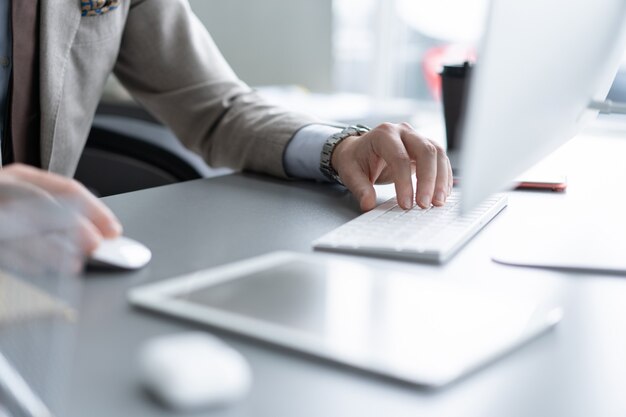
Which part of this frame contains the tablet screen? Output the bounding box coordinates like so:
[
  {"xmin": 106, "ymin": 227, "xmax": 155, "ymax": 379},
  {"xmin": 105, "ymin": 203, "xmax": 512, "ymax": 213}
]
[
  {"xmin": 132, "ymin": 252, "xmax": 562, "ymax": 387},
  {"xmin": 177, "ymin": 259, "xmax": 339, "ymax": 335}
]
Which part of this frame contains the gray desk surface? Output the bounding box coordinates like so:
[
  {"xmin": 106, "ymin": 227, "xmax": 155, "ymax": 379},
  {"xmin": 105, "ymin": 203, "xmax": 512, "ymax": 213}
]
[{"xmin": 67, "ymin": 134, "xmax": 626, "ymax": 417}]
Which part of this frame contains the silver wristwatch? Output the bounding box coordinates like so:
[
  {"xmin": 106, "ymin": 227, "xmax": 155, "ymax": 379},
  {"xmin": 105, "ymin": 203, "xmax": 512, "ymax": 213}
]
[{"xmin": 319, "ymin": 124, "xmax": 370, "ymax": 184}]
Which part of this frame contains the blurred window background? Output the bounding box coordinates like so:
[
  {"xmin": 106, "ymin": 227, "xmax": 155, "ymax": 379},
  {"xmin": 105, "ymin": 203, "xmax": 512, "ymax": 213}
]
[
  {"xmin": 332, "ymin": 0, "xmax": 487, "ymax": 101},
  {"xmin": 186, "ymin": 0, "xmax": 625, "ymax": 102},
  {"xmin": 188, "ymin": 0, "xmax": 489, "ymax": 101},
  {"xmin": 333, "ymin": 0, "xmax": 626, "ymax": 102}
]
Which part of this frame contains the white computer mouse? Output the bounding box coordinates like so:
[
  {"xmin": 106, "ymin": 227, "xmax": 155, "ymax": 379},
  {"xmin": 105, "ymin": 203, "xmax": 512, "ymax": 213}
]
[
  {"xmin": 138, "ymin": 332, "xmax": 252, "ymax": 411},
  {"xmin": 88, "ymin": 236, "xmax": 152, "ymax": 270}
]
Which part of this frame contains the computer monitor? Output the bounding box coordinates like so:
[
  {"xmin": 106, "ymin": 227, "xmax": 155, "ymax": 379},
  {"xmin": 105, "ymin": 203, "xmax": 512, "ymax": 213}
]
[{"xmin": 459, "ymin": 0, "xmax": 626, "ymax": 211}]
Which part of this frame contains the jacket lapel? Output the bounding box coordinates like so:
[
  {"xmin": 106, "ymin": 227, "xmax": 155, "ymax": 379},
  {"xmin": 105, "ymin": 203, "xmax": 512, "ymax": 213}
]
[{"xmin": 39, "ymin": 0, "xmax": 81, "ymax": 170}]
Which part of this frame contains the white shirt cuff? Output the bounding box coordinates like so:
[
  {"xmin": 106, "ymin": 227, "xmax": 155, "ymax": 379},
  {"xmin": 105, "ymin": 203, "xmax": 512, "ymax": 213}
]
[{"xmin": 284, "ymin": 124, "xmax": 342, "ymax": 181}]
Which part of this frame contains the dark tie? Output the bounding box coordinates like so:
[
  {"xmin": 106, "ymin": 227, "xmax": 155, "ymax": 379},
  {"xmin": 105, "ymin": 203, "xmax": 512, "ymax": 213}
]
[{"xmin": 10, "ymin": 0, "xmax": 41, "ymax": 166}]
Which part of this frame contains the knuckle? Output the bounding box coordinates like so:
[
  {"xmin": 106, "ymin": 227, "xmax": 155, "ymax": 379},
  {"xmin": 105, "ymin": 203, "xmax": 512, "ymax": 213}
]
[
  {"xmin": 435, "ymin": 185, "xmax": 448, "ymax": 195},
  {"xmin": 65, "ymin": 179, "xmax": 84, "ymax": 194},
  {"xmin": 432, "ymin": 142, "xmax": 446, "ymax": 154},
  {"xmin": 357, "ymin": 186, "xmax": 372, "ymax": 199},
  {"xmin": 377, "ymin": 122, "xmax": 397, "ymax": 133},
  {"xmin": 7, "ymin": 163, "xmax": 30, "ymax": 174},
  {"xmin": 421, "ymin": 142, "xmax": 438, "ymax": 157},
  {"xmin": 400, "ymin": 121, "xmax": 413, "ymax": 131}
]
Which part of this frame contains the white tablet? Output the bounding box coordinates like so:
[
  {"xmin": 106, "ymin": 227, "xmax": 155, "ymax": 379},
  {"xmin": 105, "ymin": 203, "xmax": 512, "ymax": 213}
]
[{"xmin": 128, "ymin": 252, "xmax": 562, "ymax": 387}]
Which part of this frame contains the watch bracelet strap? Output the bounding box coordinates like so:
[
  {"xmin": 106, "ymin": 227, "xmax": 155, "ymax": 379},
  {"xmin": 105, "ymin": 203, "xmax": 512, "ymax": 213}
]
[{"xmin": 319, "ymin": 124, "xmax": 370, "ymax": 185}]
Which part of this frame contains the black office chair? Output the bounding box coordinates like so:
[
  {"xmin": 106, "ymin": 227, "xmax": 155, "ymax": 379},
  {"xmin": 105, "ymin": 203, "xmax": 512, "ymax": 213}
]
[{"xmin": 75, "ymin": 107, "xmax": 231, "ymax": 197}]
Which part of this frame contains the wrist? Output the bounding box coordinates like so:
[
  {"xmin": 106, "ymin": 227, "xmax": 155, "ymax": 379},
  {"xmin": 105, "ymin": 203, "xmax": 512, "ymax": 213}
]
[
  {"xmin": 331, "ymin": 135, "xmax": 359, "ymax": 174},
  {"xmin": 319, "ymin": 125, "xmax": 370, "ymax": 184}
]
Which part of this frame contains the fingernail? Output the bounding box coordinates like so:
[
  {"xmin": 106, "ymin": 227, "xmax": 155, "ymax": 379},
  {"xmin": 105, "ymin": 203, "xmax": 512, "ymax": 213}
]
[
  {"xmin": 434, "ymin": 191, "xmax": 446, "ymax": 205},
  {"xmin": 420, "ymin": 195, "xmax": 431, "ymax": 208},
  {"xmin": 404, "ymin": 196, "xmax": 414, "ymax": 209}
]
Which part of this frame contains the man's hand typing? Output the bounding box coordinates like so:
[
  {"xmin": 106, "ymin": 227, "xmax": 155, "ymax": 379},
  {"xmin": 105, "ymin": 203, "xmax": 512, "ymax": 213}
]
[{"xmin": 331, "ymin": 123, "xmax": 453, "ymax": 212}]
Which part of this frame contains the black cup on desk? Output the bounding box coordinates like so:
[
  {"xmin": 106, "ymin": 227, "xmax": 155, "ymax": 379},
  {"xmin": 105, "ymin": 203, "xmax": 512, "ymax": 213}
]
[{"xmin": 440, "ymin": 62, "xmax": 473, "ymax": 172}]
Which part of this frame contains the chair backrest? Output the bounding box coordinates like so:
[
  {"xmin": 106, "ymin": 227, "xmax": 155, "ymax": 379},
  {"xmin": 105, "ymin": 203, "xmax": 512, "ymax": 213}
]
[
  {"xmin": 76, "ymin": 124, "xmax": 205, "ymax": 197},
  {"xmin": 76, "ymin": 106, "xmax": 239, "ymax": 197}
]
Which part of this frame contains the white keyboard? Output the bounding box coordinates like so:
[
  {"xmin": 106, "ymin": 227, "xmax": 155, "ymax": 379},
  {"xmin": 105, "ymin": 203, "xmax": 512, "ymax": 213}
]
[{"xmin": 313, "ymin": 191, "xmax": 507, "ymax": 263}]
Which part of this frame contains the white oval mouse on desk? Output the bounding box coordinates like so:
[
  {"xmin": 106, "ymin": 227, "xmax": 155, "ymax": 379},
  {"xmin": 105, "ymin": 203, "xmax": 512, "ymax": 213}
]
[
  {"xmin": 139, "ymin": 332, "xmax": 252, "ymax": 411},
  {"xmin": 88, "ymin": 236, "xmax": 152, "ymax": 270}
]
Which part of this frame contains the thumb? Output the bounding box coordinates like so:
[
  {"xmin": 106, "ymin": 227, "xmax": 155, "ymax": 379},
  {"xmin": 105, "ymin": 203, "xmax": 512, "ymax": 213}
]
[{"xmin": 339, "ymin": 167, "xmax": 377, "ymax": 212}]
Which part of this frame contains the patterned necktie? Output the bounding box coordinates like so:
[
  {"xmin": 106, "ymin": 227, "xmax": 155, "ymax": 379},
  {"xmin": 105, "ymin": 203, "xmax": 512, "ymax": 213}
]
[
  {"xmin": 81, "ymin": 0, "xmax": 120, "ymax": 16},
  {"xmin": 10, "ymin": 0, "xmax": 41, "ymax": 166}
]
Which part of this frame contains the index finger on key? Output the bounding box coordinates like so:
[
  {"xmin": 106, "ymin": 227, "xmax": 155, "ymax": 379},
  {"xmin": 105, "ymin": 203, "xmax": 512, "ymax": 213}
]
[
  {"xmin": 370, "ymin": 124, "xmax": 415, "ymax": 210},
  {"xmin": 398, "ymin": 126, "xmax": 441, "ymax": 209}
]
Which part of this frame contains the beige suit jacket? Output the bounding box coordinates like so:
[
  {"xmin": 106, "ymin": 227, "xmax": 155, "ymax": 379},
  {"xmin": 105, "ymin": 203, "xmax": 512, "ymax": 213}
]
[{"xmin": 36, "ymin": 0, "xmax": 317, "ymax": 178}]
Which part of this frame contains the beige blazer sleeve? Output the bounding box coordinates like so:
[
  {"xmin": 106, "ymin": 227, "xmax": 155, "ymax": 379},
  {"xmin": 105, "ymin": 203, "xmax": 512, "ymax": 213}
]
[{"xmin": 113, "ymin": 0, "xmax": 319, "ymax": 178}]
